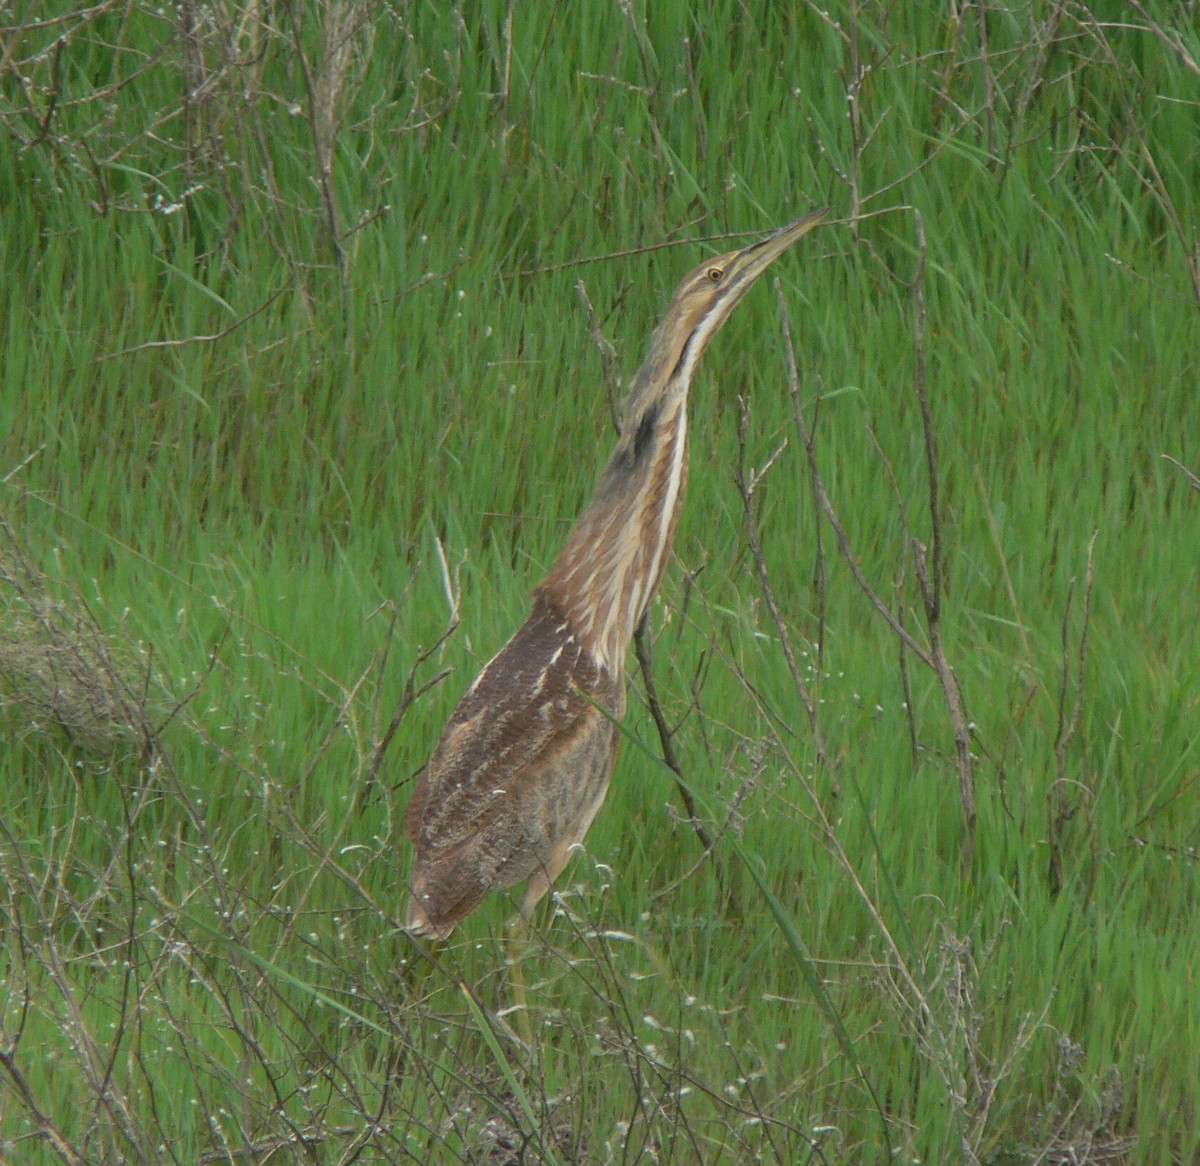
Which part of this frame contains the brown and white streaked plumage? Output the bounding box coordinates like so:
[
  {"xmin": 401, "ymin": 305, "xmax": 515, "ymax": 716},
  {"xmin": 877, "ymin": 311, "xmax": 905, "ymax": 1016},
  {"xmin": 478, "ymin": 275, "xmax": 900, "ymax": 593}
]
[{"xmin": 405, "ymin": 209, "xmax": 828, "ymax": 939}]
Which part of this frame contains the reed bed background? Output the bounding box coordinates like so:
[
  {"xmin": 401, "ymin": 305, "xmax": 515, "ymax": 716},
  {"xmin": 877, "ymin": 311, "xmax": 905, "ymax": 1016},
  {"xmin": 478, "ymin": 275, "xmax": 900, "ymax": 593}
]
[{"xmin": 1, "ymin": 2, "xmax": 1197, "ymax": 1162}]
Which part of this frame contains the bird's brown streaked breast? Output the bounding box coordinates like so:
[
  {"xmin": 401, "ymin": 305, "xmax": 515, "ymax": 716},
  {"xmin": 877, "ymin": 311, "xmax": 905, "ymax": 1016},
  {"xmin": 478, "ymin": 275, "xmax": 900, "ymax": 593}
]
[{"xmin": 405, "ymin": 593, "xmax": 623, "ymax": 937}]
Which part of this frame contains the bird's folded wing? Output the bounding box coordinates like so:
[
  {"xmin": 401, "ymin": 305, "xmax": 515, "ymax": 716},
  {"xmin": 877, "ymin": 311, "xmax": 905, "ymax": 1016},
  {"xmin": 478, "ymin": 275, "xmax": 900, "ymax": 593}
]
[{"xmin": 405, "ymin": 595, "xmax": 613, "ymax": 853}]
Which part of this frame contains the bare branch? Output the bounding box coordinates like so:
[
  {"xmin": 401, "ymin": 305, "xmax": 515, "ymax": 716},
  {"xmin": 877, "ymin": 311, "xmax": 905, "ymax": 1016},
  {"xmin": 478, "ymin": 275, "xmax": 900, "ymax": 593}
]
[
  {"xmin": 1126, "ymin": 0, "xmax": 1200, "ymax": 80},
  {"xmin": 734, "ymin": 395, "xmax": 835, "ymax": 780},
  {"xmin": 907, "ymin": 211, "xmax": 975, "ymax": 861},
  {"xmin": 97, "ymin": 286, "xmax": 288, "ymax": 361},
  {"xmin": 1049, "ymin": 531, "xmax": 1099, "ymax": 896},
  {"xmin": 633, "ymin": 615, "xmax": 714, "ymax": 852},
  {"xmin": 1161, "ymin": 453, "xmax": 1200, "ymax": 493},
  {"xmin": 576, "ymin": 278, "xmax": 623, "ymax": 434},
  {"xmin": 774, "ymin": 281, "xmax": 935, "ymax": 670}
]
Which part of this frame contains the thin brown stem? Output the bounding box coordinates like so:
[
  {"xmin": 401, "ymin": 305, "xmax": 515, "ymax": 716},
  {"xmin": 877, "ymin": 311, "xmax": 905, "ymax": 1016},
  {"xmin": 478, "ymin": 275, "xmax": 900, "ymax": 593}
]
[
  {"xmin": 576, "ymin": 279, "xmax": 623, "ymax": 434},
  {"xmin": 734, "ymin": 396, "xmax": 835, "ymax": 781},
  {"xmin": 1049, "ymin": 531, "xmax": 1099, "ymax": 896},
  {"xmin": 976, "ymin": 0, "xmax": 998, "ymax": 167},
  {"xmin": 0, "ymin": 1048, "xmax": 88, "ymax": 1164},
  {"xmin": 1161, "ymin": 453, "xmax": 1200, "ymax": 493},
  {"xmin": 633, "ymin": 616, "xmax": 714, "ymax": 852},
  {"xmin": 774, "ymin": 282, "xmax": 935, "ymax": 670},
  {"xmin": 894, "ymin": 574, "xmax": 920, "ymax": 772},
  {"xmin": 908, "ymin": 211, "xmax": 975, "ymax": 861}
]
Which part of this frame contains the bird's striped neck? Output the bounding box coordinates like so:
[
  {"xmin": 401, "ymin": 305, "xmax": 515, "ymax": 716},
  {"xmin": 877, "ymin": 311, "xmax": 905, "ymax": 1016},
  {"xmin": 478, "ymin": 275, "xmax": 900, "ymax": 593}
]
[{"xmin": 537, "ymin": 384, "xmax": 691, "ymax": 671}]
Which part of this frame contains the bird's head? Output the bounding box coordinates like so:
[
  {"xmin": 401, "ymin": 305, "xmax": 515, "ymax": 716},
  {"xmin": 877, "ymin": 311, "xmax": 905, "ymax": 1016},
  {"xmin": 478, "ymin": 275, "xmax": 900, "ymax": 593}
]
[{"xmin": 631, "ymin": 207, "xmax": 830, "ymax": 405}]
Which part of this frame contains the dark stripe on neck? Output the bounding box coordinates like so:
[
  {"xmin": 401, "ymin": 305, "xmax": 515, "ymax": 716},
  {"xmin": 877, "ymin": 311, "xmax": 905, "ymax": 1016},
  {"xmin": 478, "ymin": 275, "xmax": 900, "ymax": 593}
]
[
  {"xmin": 668, "ymin": 332, "xmax": 695, "ymax": 384},
  {"xmin": 632, "ymin": 401, "xmax": 660, "ymax": 461}
]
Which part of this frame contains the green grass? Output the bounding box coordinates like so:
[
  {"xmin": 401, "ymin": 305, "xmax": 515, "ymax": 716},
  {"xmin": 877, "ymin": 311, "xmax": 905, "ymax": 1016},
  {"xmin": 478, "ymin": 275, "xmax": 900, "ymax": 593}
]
[{"xmin": 2, "ymin": 1, "xmax": 1198, "ymax": 1162}]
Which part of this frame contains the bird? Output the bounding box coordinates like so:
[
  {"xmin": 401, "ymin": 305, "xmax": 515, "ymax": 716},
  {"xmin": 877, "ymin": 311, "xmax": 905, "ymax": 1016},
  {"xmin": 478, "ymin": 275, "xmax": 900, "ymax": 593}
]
[{"xmin": 405, "ymin": 208, "xmax": 828, "ymax": 943}]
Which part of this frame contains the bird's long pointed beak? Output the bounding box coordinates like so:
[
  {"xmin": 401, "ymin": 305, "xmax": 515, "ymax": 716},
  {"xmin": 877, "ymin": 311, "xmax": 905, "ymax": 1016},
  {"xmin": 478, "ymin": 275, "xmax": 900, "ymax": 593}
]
[{"xmin": 733, "ymin": 206, "xmax": 830, "ymax": 282}]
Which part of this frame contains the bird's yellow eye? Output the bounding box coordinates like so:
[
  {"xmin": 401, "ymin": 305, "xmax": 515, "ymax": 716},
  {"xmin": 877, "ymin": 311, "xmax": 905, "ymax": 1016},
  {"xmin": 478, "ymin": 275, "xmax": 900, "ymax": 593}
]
[{"xmin": 707, "ymin": 266, "xmax": 724, "ymax": 283}]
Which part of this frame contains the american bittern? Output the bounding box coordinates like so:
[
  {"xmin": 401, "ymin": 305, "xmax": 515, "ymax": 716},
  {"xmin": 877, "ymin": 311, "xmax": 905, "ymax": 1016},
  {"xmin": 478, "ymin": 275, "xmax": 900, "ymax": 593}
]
[{"xmin": 405, "ymin": 209, "xmax": 828, "ymax": 941}]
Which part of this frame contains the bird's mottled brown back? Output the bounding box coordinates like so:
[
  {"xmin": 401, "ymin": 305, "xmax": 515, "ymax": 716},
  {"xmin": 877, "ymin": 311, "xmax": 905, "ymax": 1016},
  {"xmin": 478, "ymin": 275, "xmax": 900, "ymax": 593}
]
[{"xmin": 405, "ymin": 593, "xmax": 623, "ymax": 937}]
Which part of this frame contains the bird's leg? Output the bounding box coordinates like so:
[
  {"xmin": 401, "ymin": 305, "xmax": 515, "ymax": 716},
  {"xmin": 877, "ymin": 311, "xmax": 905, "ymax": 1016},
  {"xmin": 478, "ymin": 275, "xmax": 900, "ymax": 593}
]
[
  {"xmin": 400, "ymin": 934, "xmax": 447, "ymax": 995},
  {"xmin": 502, "ymin": 910, "xmax": 534, "ymax": 1046},
  {"xmin": 500, "ymin": 860, "xmax": 563, "ymax": 1045}
]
